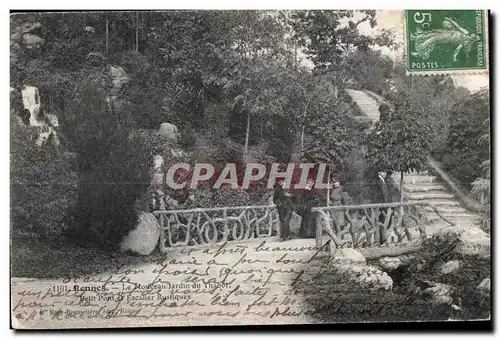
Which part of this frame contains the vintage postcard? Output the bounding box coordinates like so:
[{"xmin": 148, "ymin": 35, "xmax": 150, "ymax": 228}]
[{"xmin": 10, "ymin": 10, "xmax": 491, "ymax": 329}]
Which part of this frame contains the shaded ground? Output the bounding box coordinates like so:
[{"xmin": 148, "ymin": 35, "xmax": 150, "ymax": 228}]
[
  {"xmin": 302, "ymin": 241, "xmax": 490, "ymax": 322},
  {"xmin": 11, "ymin": 234, "xmax": 490, "ymax": 329},
  {"xmin": 10, "ymin": 238, "xmax": 159, "ymax": 279}
]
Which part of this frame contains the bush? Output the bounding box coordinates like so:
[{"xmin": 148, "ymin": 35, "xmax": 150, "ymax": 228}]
[
  {"xmin": 10, "ymin": 112, "xmax": 77, "ymax": 246},
  {"xmin": 441, "ymin": 89, "xmax": 490, "ymax": 187},
  {"xmin": 63, "ymin": 83, "xmax": 151, "ymax": 251},
  {"xmin": 265, "ymin": 138, "xmax": 292, "ymax": 163},
  {"xmin": 178, "ymin": 126, "xmax": 197, "ymax": 149},
  {"xmin": 193, "ymin": 137, "xmax": 243, "ymax": 166}
]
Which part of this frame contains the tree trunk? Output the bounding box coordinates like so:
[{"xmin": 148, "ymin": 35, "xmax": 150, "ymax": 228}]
[
  {"xmin": 294, "ymin": 40, "xmax": 298, "ymax": 70},
  {"xmin": 400, "ymin": 171, "xmax": 404, "ymax": 216},
  {"xmin": 135, "ymin": 12, "xmax": 139, "ymax": 53},
  {"xmin": 301, "ymin": 125, "xmax": 305, "ymax": 151},
  {"xmin": 244, "ymin": 112, "xmax": 251, "ymax": 157},
  {"xmin": 105, "ymin": 15, "xmax": 109, "ymax": 56},
  {"xmin": 327, "ymin": 165, "xmax": 331, "ymax": 206}
]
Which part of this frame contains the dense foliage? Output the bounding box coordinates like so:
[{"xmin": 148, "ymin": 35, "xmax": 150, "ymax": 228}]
[
  {"xmin": 366, "ymin": 89, "xmax": 433, "ymax": 175},
  {"xmin": 442, "ymin": 89, "xmax": 490, "ymax": 187},
  {"xmin": 10, "ymin": 10, "xmax": 490, "ymax": 254},
  {"xmin": 62, "ymin": 84, "xmax": 152, "ymax": 250}
]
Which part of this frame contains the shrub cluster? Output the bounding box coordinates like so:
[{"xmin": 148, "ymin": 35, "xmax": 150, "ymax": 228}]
[{"xmin": 63, "ymin": 83, "xmax": 152, "ymax": 251}]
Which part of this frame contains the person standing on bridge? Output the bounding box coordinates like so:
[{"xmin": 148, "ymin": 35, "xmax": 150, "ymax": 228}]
[
  {"xmin": 298, "ymin": 178, "xmax": 317, "ymax": 238},
  {"xmin": 273, "ymin": 179, "xmax": 293, "ymax": 241}
]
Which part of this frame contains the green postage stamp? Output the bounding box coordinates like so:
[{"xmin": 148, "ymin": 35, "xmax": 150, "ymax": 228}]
[{"xmin": 405, "ymin": 10, "xmax": 489, "ymax": 74}]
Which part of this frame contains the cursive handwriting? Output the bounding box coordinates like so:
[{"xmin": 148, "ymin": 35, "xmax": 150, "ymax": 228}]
[{"xmin": 11, "ymin": 238, "xmax": 390, "ymax": 328}]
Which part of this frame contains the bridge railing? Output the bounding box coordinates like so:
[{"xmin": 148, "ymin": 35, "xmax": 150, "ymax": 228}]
[
  {"xmin": 153, "ymin": 205, "xmax": 279, "ymax": 253},
  {"xmin": 313, "ymin": 201, "xmax": 455, "ymax": 251}
]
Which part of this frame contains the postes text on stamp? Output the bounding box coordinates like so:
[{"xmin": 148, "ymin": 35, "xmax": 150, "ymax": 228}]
[{"xmin": 405, "ymin": 10, "xmax": 488, "ymax": 74}]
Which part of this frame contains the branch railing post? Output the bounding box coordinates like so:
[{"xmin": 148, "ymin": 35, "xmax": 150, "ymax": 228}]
[
  {"xmin": 153, "ymin": 201, "xmax": 454, "ymax": 251},
  {"xmin": 154, "ymin": 204, "xmax": 279, "ymax": 249},
  {"xmin": 313, "ymin": 201, "xmax": 454, "ymax": 250}
]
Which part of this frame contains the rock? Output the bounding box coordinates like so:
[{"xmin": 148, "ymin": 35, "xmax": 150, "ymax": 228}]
[
  {"xmin": 11, "ymin": 21, "xmax": 43, "ymax": 63},
  {"xmin": 359, "ymin": 272, "xmax": 368, "ymax": 283},
  {"xmin": 331, "ymin": 248, "xmax": 366, "ymax": 263},
  {"xmin": 153, "ymin": 155, "xmax": 164, "ymax": 170},
  {"xmin": 84, "ymin": 26, "xmax": 95, "ymax": 33},
  {"xmin": 333, "ymin": 263, "xmax": 393, "ymax": 291},
  {"xmin": 18, "ymin": 85, "xmax": 61, "ymax": 149},
  {"xmin": 170, "ymin": 149, "xmax": 186, "ymax": 158},
  {"xmin": 420, "ymin": 282, "xmax": 454, "ymax": 306},
  {"xmin": 289, "ymin": 212, "xmax": 302, "ymax": 235},
  {"xmin": 46, "ymin": 113, "xmax": 59, "ymax": 128},
  {"xmin": 21, "ymin": 86, "xmax": 40, "ymax": 123},
  {"xmin": 378, "ymin": 272, "xmax": 393, "ymax": 290},
  {"xmin": 439, "ymin": 260, "xmax": 460, "ymax": 274},
  {"xmin": 11, "ymin": 22, "xmax": 44, "ymax": 49},
  {"xmin": 378, "ymin": 257, "xmax": 402, "ymax": 271},
  {"xmin": 22, "ymin": 33, "xmax": 45, "ymax": 49},
  {"xmin": 477, "ymin": 278, "xmax": 490, "ymax": 292},
  {"xmin": 109, "ymin": 66, "xmax": 130, "ymax": 99},
  {"xmin": 158, "ymin": 122, "xmax": 180, "ymax": 141},
  {"xmin": 120, "ymin": 212, "xmax": 161, "ymax": 255},
  {"xmin": 430, "ymin": 226, "xmax": 490, "ymax": 259}
]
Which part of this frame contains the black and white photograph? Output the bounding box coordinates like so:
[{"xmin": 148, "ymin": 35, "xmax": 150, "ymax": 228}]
[{"xmin": 9, "ymin": 9, "xmax": 491, "ymax": 329}]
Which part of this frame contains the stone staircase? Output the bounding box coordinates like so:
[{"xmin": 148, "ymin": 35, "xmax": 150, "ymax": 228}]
[
  {"xmin": 345, "ymin": 88, "xmax": 481, "ymax": 231},
  {"xmin": 345, "ymin": 89, "xmax": 381, "ymax": 128},
  {"xmin": 392, "ymin": 171, "xmax": 480, "ymax": 230}
]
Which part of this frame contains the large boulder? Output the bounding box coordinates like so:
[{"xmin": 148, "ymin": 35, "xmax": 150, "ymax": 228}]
[
  {"xmin": 120, "ymin": 212, "xmax": 161, "ymax": 255},
  {"xmin": 158, "ymin": 122, "xmax": 180, "ymax": 142},
  {"xmin": 11, "ymin": 22, "xmax": 44, "ymax": 49},
  {"xmin": 439, "ymin": 260, "xmax": 460, "ymax": 274},
  {"xmin": 429, "ymin": 226, "xmax": 490, "ymax": 259},
  {"xmin": 11, "ymin": 21, "xmax": 44, "ymax": 63},
  {"xmin": 329, "ymin": 261, "xmax": 393, "ymax": 291}
]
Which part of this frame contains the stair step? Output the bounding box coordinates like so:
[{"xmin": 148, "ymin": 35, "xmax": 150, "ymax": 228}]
[
  {"xmin": 424, "ymin": 205, "xmax": 469, "ymax": 214},
  {"xmin": 403, "ymin": 184, "xmax": 447, "ymax": 193},
  {"xmin": 427, "ymin": 213, "xmax": 479, "ymax": 222},
  {"xmin": 393, "ymin": 170, "xmax": 432, "ymax": 175},
  {"xmin": 392, "ymin": 172, "xmax": 436, "ymax": 184},
  {"xmin": 424, "ymin": 199, "xmax": 461, "ymax": 207},
  {"xmin": 408, "ymin": 192, "xmax": 455, "ymax": 200},
  {"xmin": 402, "ymin": 176, "xmax": 437, "ymax": 184}
]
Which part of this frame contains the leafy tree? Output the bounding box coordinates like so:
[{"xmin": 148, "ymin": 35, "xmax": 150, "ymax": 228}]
[
  {"xmin": 63, "ymin": 83, "xmax": 151, "ymax": 250},
  {"xmin": 291, "ymin": 10, "xmax": 396, "ymax": 72},
  {"xmin": 301, "ymin": 87, "xmax": 362, "ymax": 182},
  {"xmin": 466, "ymin": 91, "xmax": 490, "ymax": 230},
  {"xmin": 343, "ymin": 48, "xmax": 394, "ymax": 95},
  {"xmin": 224, "ymin": 56, "xmax": 305, "ymax": 156},
  {"xmin": 443, "ymin": 88, "xmax": 490, "ymax": 187},
  {"xmin": 366, "ymin": 89, "xmax": 433, "ymax": 202}
]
